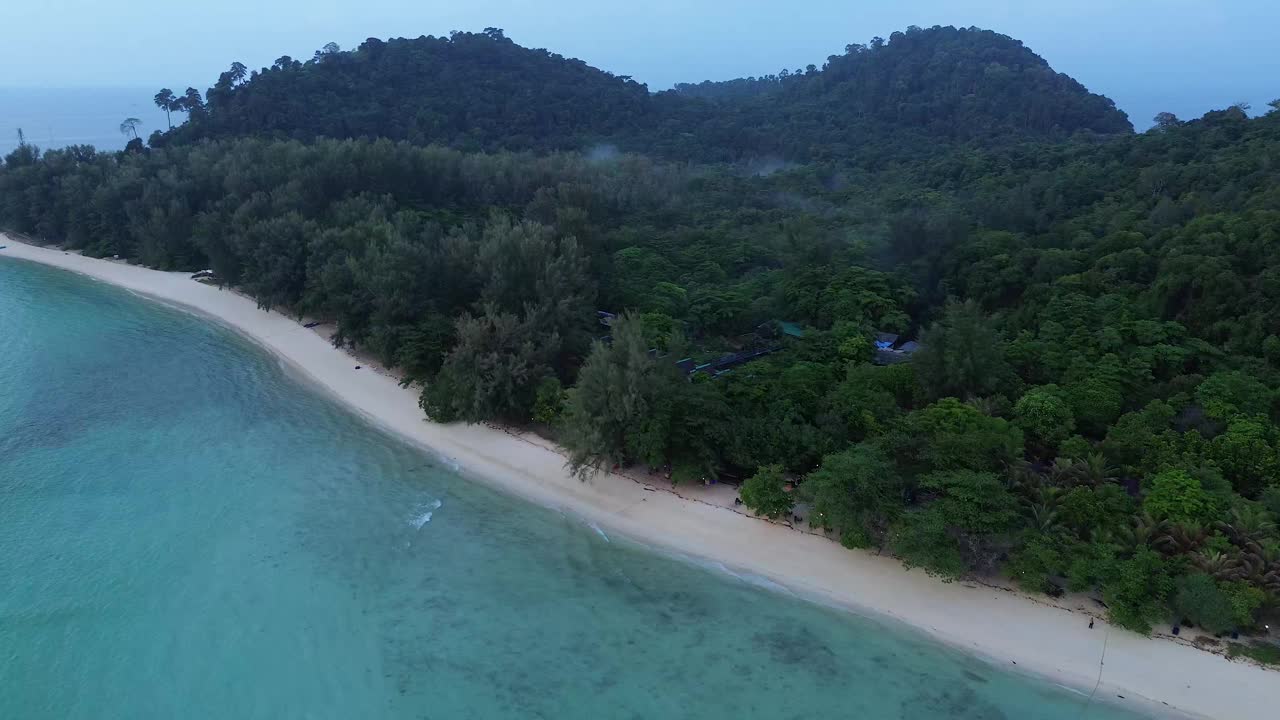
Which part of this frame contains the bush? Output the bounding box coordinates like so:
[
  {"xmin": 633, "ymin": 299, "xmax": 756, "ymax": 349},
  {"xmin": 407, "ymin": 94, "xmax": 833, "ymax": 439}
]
[
  {"xmin": 740, "ymin": 464, "xmax": 794, "ymax": 519},
  {"xmin": 1144, "ymin": 469, "xmax": 1214, "ymax": 524},
  {"xmin": 1102, "ymin": 549, "xmax": 1172, "ymax": 634},
  {"xmin": 1228, "ymin": 642, "xmax": 1280, "ymax": 667},
  {"xmin": 1171, "ymin": 573, "xmax": 1234, "ymax": 634},
  {"xmin": 532, "ymin": 376, "xmax": 566, "ymax": 425}
]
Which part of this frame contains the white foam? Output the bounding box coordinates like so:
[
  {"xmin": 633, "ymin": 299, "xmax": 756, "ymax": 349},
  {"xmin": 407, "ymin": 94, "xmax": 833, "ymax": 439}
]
[
  {"xmin": 690, "ymin": 557, "xmax": 795, "ymax": 596},
  {"xmin": 589, "ymin": 522, "xmax": 610, "ymax": 543},
  {"xmin": 1052, "ymin": 683, "xmax": 1090, "ymax": 698},
  {"xmin": 409, "ymin": 499, "xmax": 442, "ymax": 529},
  {"xmin": 431, "ymin": 451, "xmax": 461, "ymax": 472}
]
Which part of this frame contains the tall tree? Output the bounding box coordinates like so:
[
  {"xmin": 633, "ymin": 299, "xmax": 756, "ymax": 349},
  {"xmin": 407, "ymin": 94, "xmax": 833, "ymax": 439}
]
[
  {"xmin": 915, "ymin": 299, "xmax": 1013, "ymax": 401},
  {"xmin": 421, "ymin": 304, "xmax": 558, "ymax": 424},
  {"xmin": 178, "ymin": 87, "xmax": 206, "ymax": 119},
  {"xmin": 560, "ymin": 313, "xmax": 684, "ymax": 479},
  {"xmin": 228, "ymin": 61, "xmax": 248, "ymax": 85},
  {"xmin": 153, "ymin": 88, "xmax": 177, "ymax": 129},
  {"xmin": 119, "ymin": 118, "xmax": 141, "ymax": 140}
]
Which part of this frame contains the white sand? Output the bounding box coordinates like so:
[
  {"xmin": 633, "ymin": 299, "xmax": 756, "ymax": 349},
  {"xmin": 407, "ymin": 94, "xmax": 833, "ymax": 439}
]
[{"xmin": 3, "ymin": 236, "xmax": 1275, "ymax": 720}]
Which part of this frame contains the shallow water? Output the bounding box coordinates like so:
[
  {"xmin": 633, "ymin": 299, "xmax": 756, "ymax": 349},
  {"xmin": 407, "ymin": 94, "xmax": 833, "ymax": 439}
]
[{"xmin": 0, "ymin": 258, "xmax": 1156, "ymax": 719}]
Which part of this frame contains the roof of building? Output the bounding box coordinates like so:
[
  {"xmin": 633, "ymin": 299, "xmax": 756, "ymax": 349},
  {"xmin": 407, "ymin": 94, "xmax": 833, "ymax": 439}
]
[{"xmin": 875, "ymin": 332, "xmax": 900, "ymax": 345}]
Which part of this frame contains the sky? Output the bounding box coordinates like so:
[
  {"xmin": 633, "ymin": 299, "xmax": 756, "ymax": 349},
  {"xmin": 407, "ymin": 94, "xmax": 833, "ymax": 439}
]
[{"xmin": 1, "ymin": 0, "xmax": 1276, "ymax": 129}]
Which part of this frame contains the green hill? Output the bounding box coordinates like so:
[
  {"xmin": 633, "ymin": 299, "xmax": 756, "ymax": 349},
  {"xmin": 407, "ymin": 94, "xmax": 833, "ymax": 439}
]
[{"xmin": 158, "ymin": 26, "xmax": 1132, "ymax": 161}]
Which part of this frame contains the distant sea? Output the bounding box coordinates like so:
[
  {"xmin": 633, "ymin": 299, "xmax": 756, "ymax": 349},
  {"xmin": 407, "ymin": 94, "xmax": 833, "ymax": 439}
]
[
  {"xmin": 0, "ymin": 212, "xmax": 1159, "ymax": 720},
  {"xmin": 0, "ymin": 87, "xmax": 171, "ymax": 155}
]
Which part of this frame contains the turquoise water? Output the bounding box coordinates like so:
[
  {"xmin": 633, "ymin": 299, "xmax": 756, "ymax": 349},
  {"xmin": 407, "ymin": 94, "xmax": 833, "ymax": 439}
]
[{"xmin": 0, "ymin": 258, "xmax": 1156, "ymax": 720}]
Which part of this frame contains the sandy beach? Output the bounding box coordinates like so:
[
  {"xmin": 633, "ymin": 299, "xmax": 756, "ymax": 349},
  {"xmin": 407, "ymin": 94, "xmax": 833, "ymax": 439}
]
[{"xmin": 3, "ymin": 235, "xmax": 1275, "ymax": 720}]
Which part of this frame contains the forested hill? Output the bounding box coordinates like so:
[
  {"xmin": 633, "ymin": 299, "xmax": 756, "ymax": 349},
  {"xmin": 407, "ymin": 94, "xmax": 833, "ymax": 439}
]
[
  {"xmin": 663, "ymin": 26, "xmax": 1131, "ymax": 160},
  {"xmin": 158, "ymin": 28, "xmax": 653, "ymax": 153},
  {"xmin": 155, "ymin": 25, "xmax": 1131, "ymax": 160}
]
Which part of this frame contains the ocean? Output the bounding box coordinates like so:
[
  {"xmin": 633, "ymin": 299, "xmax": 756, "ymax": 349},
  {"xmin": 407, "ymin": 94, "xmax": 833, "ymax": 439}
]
[
  {"xmin": 0, "ymin": 87, "xmax": 170, "ymax": 155},
  {"xmin": 0, "ymin": 257, "xmax": 1155, "ymax": 719}
]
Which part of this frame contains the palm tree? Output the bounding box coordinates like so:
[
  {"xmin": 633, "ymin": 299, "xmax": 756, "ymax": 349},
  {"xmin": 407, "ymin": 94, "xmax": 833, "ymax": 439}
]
[
  {"xmin": 1215, "ymin": 505, "xmax": 1277, "ymax": 552},
  {"xmin": 1007, "ymin": 459, "xmax": 1044, "ymax": 497},
  {"xmin": 1104, "ymin": 512, "xmax": 1163, "ymax": 554},
  {"xmin": 1047, "ymin": 457, "xmax": 1082, "ymax": 486},
  {"xmin": 1263, "ymin": 554, "xmax": 1280, "ymax": 596},
  {"xmin": 119, "ymin": 118, "xmax": 141, "ymax": 140},
  {"xmin": 1079, "ymin": 452, "xmax": 1118, "ymax": 486},
  {"xmin": 1193, "ymin": 550, "xmax": 1246, "ymax": 582},
  {"xmin": 1238, "ymin": 551, "xmax": 1270, "ymax": 586},
  {"xmin": 1152, "ymin": 522, "xmax": 1207, "ymax": 557},
  {"xmin": 966, "ymin": 396, "xmax": 1003, "ymax": 417},
  {"xmin": 1027, "ymin": 502, "xmax": 1063, "ymax": 534}
]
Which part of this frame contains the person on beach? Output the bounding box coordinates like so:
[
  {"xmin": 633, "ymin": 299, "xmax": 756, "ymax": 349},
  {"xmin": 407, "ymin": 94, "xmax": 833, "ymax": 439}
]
[{"xmin": 1089, "ymin": 618, "xmax": 1094, "ymax": 629}]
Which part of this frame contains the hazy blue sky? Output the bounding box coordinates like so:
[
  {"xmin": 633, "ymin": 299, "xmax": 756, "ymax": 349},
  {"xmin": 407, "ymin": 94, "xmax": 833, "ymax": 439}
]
[{"xmin": 1, "ymin": 1, "xmax": 1276, "ymax": 128}]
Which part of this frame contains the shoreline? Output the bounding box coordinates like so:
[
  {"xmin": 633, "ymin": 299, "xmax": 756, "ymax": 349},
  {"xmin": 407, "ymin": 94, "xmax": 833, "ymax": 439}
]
[{"xmin": 3, "ymin": 237, "xmax": 1274, "ymax": 720}]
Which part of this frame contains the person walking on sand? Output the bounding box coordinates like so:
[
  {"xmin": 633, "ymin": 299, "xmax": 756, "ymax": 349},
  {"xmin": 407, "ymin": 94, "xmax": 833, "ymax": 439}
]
[{"xmin": 1089, "ymin": 618, "xmax": 1094, "ymax": 629}]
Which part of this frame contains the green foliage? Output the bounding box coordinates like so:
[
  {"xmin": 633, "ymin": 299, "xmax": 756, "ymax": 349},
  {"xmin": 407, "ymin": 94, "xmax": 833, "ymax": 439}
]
[
  {"xmin": 802, "ymin": 444, "xmax": 904, "ymax": 548},
  {"xmin": 1227, "ymin": 641, "xmax": 1280, "ymax": 667},
  {"xmin": 156, "ymin": 27, "xmax": 1130, "ymax": 163},
  {"xmin": 781, "ymin": 265, "xmax": 912, "ymax": 331},
  {"xmin": 1261, "ymin": 486, "xmax": 1280, "ymax": 519},
  {"xmin": 1062, "ymin": 374, "xmax": 1125, "ymax": 434},
  {"xmin": 904, "ymin": 398, "xmax": 1023, "ymax": 473},
  {"xmin": 890, "ymin": 508, "xmax": 966, "ymax": 579},
  {"xmin": 639, "ymin": 312, "xmax": 676, "ymax": 351},
  {"xmin": 1065, "ymin": 542, "xmax": 1119, "ymax": 593},
  {"xmin": 740, "ymin": 464, "xmax": 794, "ymax": 519},
  {"xmin": 1006, "ymin": 532, "xmax": 1072, "ymax": 593},
  {"xmin": 1102, "ymin": 549, "xmax": 1173, "ymax": 634},
  {"xmin": 1209, "ymin": 418, "xmax": 1280, "ymax": 497},
  {"xmin": 1014, "ymin": 385, "xmax": 1075, "ymax": 453},
  {"xmin": 560, "ymin": 314, "xmax": 682, "ymax": 477},
  {"xmin": 1196, "ymin": 371, "xmax": 1273, "ymax": 421},
  {"xmin": 429, "ymin": 305, "xmax": 558, "ymax": 423},
  {"xmin": 890, "ymin": 470, "xmax": 1019, "ymax": 576},
  {"xmin": 827, "ymin": 364, "xmax": 904, "ymax": 440},
  {"xmin": 915, "ymin": 300, "xmax": 1014, "ymax": 401},
  {"xmin": 395, "ymin": 313, "xmax": 456, "ymax": 382},
  {"xmin": 532, "ymin": 376, "xmax": 566, "ymax": 425},
  {"xmin": 1222, "ymin": 581, "xmax": 1266, "ymax": 630},
  {"xmin": 1058, "ymin": 484, "xmax": 1134, "ymax": 540},
  {"xmin": 1057, "ymin": 435, "xmax": 1092, "ymax": 461},
  {"xmin": 1144, "ymin": 469, "xmax": 1216, "ymax": 525},
  {"xmin": 1103, "ymin": 401, "xmax": 1175, "ymax": 476},
  {"xmin": 559, "ymin": 314, "xmax": 724, "ymax": 480},
  {"xmin": 1171, "ymin": 573, "xmax": 1236, "ymax": 634}
]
